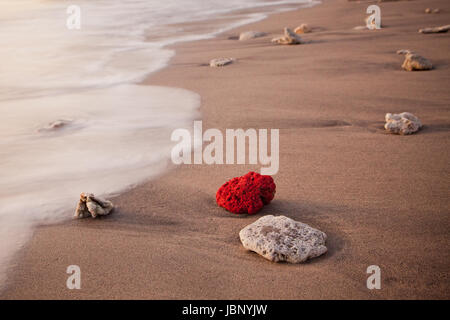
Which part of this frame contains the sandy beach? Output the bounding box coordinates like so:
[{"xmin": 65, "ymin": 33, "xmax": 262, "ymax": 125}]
[{"xmin": 2, "ymin": 0, "xmax": 449, "ymax": 299}]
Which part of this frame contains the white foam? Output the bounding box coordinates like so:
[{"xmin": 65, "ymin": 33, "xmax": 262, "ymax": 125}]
[{"xmin": 0, "ymin": 85, "xmax": 201, "ymax": 288}]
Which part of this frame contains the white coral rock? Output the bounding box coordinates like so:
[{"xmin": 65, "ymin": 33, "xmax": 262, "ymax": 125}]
[
  {"xmin": 209, "ymin": 57, "xmax": 235, "ymax": 67},
  {"xmin": 384, "ymin": 112, "xmax": 422, "ymax": 135},
  {"xmin": 397, "ymin": 50, "xmax": 432, "ymax": 71},
  {"xmin": 271, "ymin": 27, "xmax": 302, "ymax": 45},
  {"xmin": 74, "ymin": 193, "xmax": 114, "ymax": 219},
  {"xmin": 239, "ymin": 215, "xmax": 327, "ymax": 263}
]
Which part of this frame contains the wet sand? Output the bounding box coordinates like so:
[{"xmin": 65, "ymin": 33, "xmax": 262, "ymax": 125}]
[{"xmin": 2, "ymin": 0, "xmax": 450, "ymax": 299}]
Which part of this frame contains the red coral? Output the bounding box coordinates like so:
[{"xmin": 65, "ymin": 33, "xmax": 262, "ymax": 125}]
[{"xmin": 216, "ymin": 172, "xmax": 276, "ymax": 214}]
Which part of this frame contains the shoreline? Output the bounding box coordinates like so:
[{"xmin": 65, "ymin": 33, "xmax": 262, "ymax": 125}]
[
  {"xmin": 2, "ymin": 0, "xmax": 450, "ymax": 299},
  {"xmin": 0, "ymin": 0, "xmax": 317, "ymax": 294}
]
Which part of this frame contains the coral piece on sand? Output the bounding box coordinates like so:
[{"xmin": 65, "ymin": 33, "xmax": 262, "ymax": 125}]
[
  {"xmin": 271, "ymin": 27, "xmax": 302, "ymax": 45},
  {"xmin": 216, "ymin": 172, "xmax": 276, "ymax": 214},
  {"xmin": 425, "ymin": 8, "xmax": 440, "ymax": 14},
  {"xmin": 419, "ymin": 25, "xmax": 450, "ymax": 34},
  {"xmin": 294, "ymin": 24, "xmax": 311, "ymax": 34},
  {"xmin": 384, "ymin": 112, "xmax": 422, "ymax": 135},
  {"xmin": 239, "ymin": 31, "xmax": 266, "ymax": 41},
  {"xmin": 38, "ymin": 119, "xmax": 73, "ymax": 133},
  {"xmin": 74, "ymin": 193, "xmax": 114, "ymax": 218},
  {"xmin": 397, "ymin": 50, "xmax": 432, "ymax": 71},
  {"xmin": 210, "ymin": 57, "xmax": 235, "ymax": 67},
  {"xmin": 239, "ymin": 215, "xmax": 327, "ymax": 263}
]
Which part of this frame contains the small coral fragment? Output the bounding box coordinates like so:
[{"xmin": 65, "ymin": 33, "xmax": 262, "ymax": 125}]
[
  {"xmin": 384, "ymin": 112, "xmax": 422, "ymax": 135},
  {"xmin": 74, "ymin": 192, "xmax": 114, "ymax": 219},
  {"xmin": 272, "ymin": 27, "xmax": 302, "ymax": 45}
]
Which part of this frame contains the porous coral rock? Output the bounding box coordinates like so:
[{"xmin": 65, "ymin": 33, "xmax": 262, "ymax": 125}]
[
  {"xmin": 239, "ymin": 215, "xmax": 327, "ymax": 263},
  {"xmin": 209, "ymin": 57, "xmax": 235, "ymax": 67},
  {"xmin": 397, "ymin": 50, "xmax": 432, "ymax": 71},
  {"xmin": 75, "ymin": 192, "xmax": 114, "ymax": 218},
  {"xmin": 384, "ymin": 112, "xmax": 422, "ymax": 135},
  {"xmin": 271, "ymin": 27, "xmax": 302, "ymax": 45}
]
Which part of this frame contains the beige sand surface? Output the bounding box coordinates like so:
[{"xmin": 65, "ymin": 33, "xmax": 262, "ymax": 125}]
[{"xmin": 2, "ymin": 0, "xmax": 449, "ymax": 299}]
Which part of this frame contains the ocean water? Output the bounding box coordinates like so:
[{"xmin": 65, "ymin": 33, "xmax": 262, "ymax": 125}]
[{"xmin": 0, "ymin": 0, "xmax": 315, "ymax": 288}]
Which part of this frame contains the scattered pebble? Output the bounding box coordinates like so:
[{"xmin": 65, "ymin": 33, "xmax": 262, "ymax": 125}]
[
  {"xmin": 209, "ymin": 57, "xmax": 235, "ymax": 67},
  {"xmin": 294, "ymin": 24, "xmax": 311, "ymax": 34},
  {"xmin": 419, "ymin": 25, "xmax": 450, "ymax": 34},
  {"xmin": 74, "ymin": 193, "xmax": 114, "ymax": 219},
  {"xmin": 425, "ymin": 8, "xmax": 440, "ymax": 14},
  {"xmin": 384, "ymin": 112, "xmax": 422, "ymax": 135},
  {"xmin": 38, "ymin": 119, "xmax": 73, "ymax": 133},
  {"xmin": 397, "ymin": 50, "xmax": 432, "ymax": 71},
  {"xmin": 271, "ymin": 27, "xmax": 302, "ymax": 45},
  {"xmin": 239, "ymin": 215, "xmax": 327, "ymax": 263}
]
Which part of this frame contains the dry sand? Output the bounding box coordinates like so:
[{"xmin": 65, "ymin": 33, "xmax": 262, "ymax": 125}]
[{"xmin": 2, "ymin": 0, "xmax": 449, "ymax": 299}]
